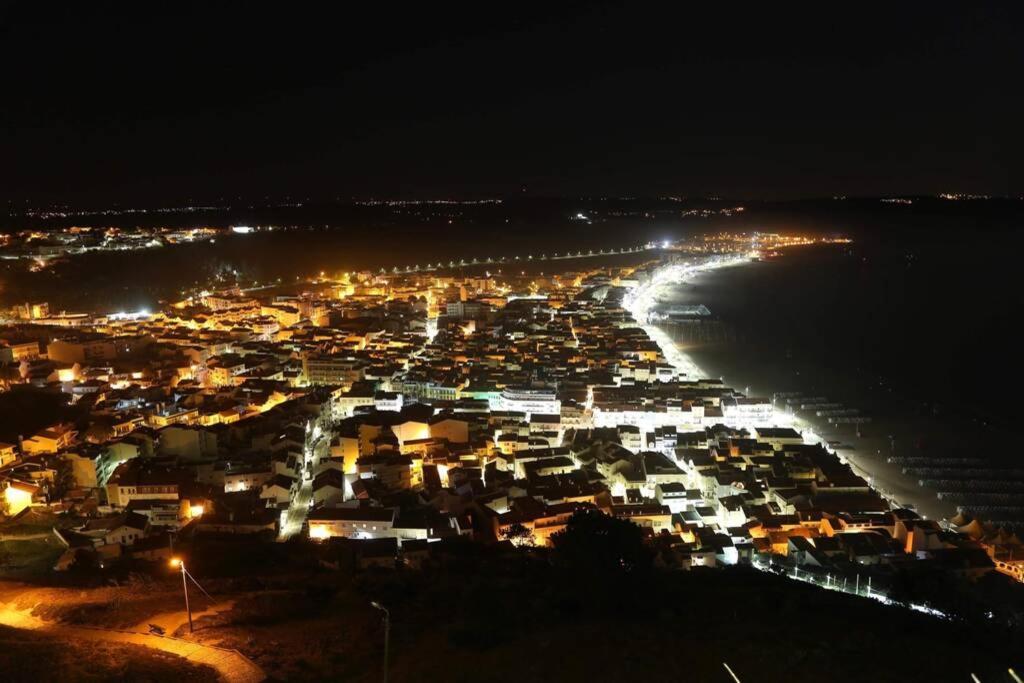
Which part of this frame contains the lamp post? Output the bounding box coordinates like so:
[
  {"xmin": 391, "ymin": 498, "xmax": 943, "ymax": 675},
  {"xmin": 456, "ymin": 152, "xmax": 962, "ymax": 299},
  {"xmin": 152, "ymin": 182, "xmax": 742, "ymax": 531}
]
[
  {"xmin": 371, "ymin": 601, "xmax": 390, "ymax": 683},
  {"xmin": 170, "ymin": 558, "xmax": 192, "ymax": 633}
]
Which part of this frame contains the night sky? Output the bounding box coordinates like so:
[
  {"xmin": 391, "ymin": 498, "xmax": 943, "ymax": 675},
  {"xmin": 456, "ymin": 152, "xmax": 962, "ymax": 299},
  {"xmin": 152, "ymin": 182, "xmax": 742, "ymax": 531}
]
[{"xmin": 2, "ymin": 2, "xmax": 1021, "ymax": 204}]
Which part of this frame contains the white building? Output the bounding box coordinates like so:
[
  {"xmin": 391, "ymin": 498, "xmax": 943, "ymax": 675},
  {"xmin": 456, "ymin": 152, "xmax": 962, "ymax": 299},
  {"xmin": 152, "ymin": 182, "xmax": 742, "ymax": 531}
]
[
  {"xmin": 498, "ymin": 387, "xmax": 560, "ymax": 419},
  {"xmin": 592, "ymin": 405, "xmax": 704, "ymax": 431},
  {"xmin": 308, "ymin": 507, "xmax": 397, "ymax": 540},
  {"xmin": 721, "ymin": 397, "xmax": 773, "ymax": 425}
]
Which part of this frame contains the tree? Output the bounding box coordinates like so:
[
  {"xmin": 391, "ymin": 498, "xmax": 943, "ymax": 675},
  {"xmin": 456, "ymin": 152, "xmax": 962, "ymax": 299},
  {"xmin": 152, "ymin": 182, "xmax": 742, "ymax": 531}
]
[
  {"xmin": 51, "ymin": 457, "xmax": 75, "ymax": 501},
  {"xmin": 501, "ymin": 522, "xmax": 535, "ymax": 547},
  {"xmin": 83, "ymin": 421, "xmax": 116, "ymax": 444},
  {"xmin": 550, "ymin": 510, "xmax": 652, "ymax": 574}
]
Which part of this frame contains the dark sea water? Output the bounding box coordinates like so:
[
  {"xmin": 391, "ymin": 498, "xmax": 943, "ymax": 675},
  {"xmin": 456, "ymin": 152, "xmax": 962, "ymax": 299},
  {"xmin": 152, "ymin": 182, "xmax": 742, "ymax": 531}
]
[{"xmin": 661, "ymin": 236, "xmax": 1024, "ymax": 522}]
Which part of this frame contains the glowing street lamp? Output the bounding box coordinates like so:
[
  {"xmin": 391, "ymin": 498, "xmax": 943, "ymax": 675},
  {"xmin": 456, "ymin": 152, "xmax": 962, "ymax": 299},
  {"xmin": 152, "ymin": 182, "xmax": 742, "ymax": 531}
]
[{"xmin": 169, "ymin": 557, "xmax": 192, "ymax": 633}]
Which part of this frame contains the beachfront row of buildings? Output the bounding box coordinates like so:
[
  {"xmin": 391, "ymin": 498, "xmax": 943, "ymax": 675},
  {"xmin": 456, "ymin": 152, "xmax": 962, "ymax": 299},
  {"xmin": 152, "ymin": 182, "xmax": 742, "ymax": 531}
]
[{"xmin": 1, "ymin": 257, "xmax": 1021, "ymax": 589}]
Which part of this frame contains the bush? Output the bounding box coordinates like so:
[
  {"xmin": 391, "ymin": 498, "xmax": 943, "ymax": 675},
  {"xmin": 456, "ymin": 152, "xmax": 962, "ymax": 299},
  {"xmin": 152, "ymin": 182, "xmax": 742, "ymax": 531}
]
[{"xmin": 550, "ymin": 510, "xmax": 652, "ymax": 575}]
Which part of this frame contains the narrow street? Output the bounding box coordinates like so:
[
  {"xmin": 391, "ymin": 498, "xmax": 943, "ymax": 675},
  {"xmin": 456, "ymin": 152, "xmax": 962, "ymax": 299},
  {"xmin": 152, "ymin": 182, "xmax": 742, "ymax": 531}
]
[{"xmin": 277, "ymin": 419, "xmax": 329, "ymax": 541}]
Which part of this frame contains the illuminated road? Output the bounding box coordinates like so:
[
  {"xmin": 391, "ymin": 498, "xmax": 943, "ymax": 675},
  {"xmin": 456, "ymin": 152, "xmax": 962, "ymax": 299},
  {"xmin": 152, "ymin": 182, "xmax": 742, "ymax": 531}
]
[
  {"xmin": 277, "ymin": 421, "xmax": 328, "ymax": 541},
  {"xmin": 378, "ymin": 242, "xmax": 660, "ymax": 275},
  {"xmin": 749, "ymin": 558, "xmax": 947, "ymax": 619},
  {"xmin": 279, "ymin": 478, "xmax": 312, "ymax": 540},
  {"xmin": 175, "ymin": 240, "xmax": 666, "ymax": 310},
  {"xmin": 623, "ymin": 254, "xmax": 750, "ymax": 381},
  {"xmin": 133, "ymin": 601, "xmax": 237, "ymax": 635}
]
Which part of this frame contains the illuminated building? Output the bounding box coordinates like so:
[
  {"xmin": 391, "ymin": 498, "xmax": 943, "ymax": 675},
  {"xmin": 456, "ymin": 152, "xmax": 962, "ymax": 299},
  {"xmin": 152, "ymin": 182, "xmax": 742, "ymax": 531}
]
[
  {"xmin": 307, "ymin": 506, "xmax": 397, "ymax": 540},
  {"xmin": 0, "ymin": 340, "xmax": 41, "ymax": 363},
  {"xmin": 105, "ymin": 461, "xmax": 182, "ymax": 508},
  {"xmin": 46, "ymin": 337, "xmax": 117, "ymax": 363},
  {"xmin": 303, "ymin": 353, "xmax": 368, "ymax": 386},
  {"xmin": 2, "ymin": 479, "xmax": 39, "ymax": 516},
  {"xmin": 21, "ymin": 424, "xmax": 78, "ymax": 455},
  {"xmin": 498, "ymin": 387, "xmax": 560, "ymax": 418},
  {"xmin": 0, "ymin": 442, "xmax": 18, "ymax": 468}
]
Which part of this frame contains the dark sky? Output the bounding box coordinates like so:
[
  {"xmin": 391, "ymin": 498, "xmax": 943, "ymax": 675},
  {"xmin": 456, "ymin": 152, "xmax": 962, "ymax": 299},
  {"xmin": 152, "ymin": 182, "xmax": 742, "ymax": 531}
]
[{"xmin": 1, "ymin": 2, "xmax": 1021, "ymax": 204}]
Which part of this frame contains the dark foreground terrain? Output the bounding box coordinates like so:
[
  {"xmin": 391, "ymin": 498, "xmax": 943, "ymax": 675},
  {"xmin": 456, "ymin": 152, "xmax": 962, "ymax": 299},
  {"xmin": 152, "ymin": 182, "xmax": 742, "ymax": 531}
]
[
  {"xmin": 0, "ymin": 624, "xmax": 219, "ymax": 682},
  {"xmin": 3, "ymin": 533, "xmax": 1022, "ymax": 683}
]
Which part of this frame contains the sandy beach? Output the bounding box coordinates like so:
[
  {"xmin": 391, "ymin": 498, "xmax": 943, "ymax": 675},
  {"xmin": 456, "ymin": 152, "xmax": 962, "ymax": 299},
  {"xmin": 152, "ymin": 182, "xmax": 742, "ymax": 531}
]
[{"xmin": 639, "ymin": 256, "xmax": 959, "ymax": 522}]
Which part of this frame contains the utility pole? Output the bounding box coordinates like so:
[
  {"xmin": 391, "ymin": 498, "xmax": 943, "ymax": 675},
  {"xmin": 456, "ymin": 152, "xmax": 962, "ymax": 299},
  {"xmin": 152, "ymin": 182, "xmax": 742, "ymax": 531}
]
[
  {"xmin": 371, "ymin": 601, "xmax": 390, "ymax": 683},
  {"xmin": 182, "ymin": 561, "xmax": 192, "ymax": 633},
  {"xmin": 171, "ymin": 558, "xmax": 192, "ymax": 633}
]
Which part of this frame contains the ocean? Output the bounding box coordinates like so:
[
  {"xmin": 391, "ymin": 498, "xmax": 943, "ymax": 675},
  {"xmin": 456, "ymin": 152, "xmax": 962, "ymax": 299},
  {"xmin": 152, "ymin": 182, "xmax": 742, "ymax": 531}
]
[{"xmin": 657, "ymin": 237, "xmax": 1024, "ymax": 526}]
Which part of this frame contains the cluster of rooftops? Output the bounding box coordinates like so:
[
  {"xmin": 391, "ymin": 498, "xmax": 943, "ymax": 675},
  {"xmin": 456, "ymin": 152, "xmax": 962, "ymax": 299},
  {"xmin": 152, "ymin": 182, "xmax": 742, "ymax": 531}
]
[{"xmin": 1, "ymin": 260, "xmax": 1020, "ymax": 585}]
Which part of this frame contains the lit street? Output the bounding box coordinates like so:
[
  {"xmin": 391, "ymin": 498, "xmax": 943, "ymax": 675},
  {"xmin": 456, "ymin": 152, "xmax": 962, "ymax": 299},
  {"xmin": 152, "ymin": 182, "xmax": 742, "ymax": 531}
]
[{"xmin": 278, "ymin": 420, "xmax": 330, "ymax": 541}]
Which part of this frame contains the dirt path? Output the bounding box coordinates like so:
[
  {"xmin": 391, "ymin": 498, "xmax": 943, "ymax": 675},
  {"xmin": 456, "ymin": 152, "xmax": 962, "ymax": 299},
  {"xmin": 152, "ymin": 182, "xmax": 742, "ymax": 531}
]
[
  {"xmin": 0, "ymin": 533, "xmax": 52, "ymax": 541},
  {"xmin": 0, "ymin": 600, "xmax": 264, "ymax": 683},
  {"xmin": 135, "ymin": 599, "xmax": 237, "ymax": 636}
]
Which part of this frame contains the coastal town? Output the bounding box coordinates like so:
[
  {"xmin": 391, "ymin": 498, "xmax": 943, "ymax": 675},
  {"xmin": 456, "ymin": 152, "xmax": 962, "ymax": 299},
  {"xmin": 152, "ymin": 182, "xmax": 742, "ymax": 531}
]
[
  {"xmin": 2, "ymin": 232, "xmax": 1019, "ymax": 605},
  {"xmin": 5, "ymin": 4, "xmax": 1024, "ymax": 679},
  {"xmin": 0, "ymin": 224, "xmax": 230, "ymax": 273}
]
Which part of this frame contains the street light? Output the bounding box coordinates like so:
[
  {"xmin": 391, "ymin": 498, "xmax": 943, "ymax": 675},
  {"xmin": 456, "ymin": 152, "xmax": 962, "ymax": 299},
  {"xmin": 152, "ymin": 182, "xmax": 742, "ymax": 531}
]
[
  {"xmin": 169, "ymin": 557, "xmax": 192, "ymax": 633},
  {"xmin": 371, "ymin": 601, "xmax": 390, "ymax": 683}
]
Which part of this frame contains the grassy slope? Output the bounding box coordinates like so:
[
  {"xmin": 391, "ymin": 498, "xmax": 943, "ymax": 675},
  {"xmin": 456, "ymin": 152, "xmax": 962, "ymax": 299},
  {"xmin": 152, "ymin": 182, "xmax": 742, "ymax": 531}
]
[
  {"xmin": 0, "ymin": 624, "xmax": 219, "ymax": 683},
  {"xmin": 0, "ymin": 537, "xmax": 65, "ymax": 580},
  {"xmin": 4, "ymin": 537, "xmax": 1023, "ymax": 682},
  {"xmin": 0, "ymin": 582, "xmax": 202, "ymax": 630},
  {"xmin": 182, "ymin": 561, "xmax": 1024, "ymax": 683}
]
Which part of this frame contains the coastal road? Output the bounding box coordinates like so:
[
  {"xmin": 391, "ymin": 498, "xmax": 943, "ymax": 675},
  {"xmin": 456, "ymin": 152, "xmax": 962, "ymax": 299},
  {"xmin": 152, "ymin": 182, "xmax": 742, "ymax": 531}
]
[{"xmin": 624, "ymin": 255, "xmax": 747, "ymax": 381}]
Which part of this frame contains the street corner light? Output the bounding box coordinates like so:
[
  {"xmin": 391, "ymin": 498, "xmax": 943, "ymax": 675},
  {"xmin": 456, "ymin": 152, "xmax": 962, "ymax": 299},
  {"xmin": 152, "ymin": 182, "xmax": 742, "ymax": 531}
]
[{"xmin": 172, "ymin": 556, "xmax": 196, "ymax": 633}]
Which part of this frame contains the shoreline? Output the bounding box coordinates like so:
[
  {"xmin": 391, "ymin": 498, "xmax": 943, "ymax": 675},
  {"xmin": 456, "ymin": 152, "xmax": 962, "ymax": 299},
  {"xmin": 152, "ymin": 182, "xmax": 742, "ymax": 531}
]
[{"xmin": 626, "ymin": 254, "xmax": 954, "ymax": 522}]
